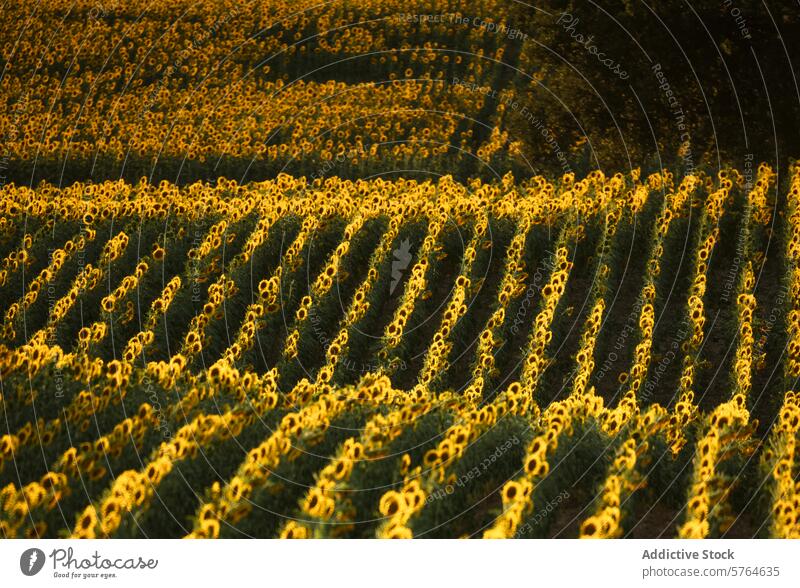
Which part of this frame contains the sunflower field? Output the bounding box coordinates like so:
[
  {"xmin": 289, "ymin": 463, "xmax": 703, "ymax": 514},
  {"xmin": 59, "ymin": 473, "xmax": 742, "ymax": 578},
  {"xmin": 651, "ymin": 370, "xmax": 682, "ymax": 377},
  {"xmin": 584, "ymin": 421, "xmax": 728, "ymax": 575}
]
[
  {"xmin": 1, "ymin": 0, "xmax": 799, "ymax": 541},
  {"xmin": 0, "ymin": 163, "xmax": 798, "ymax": 539}
]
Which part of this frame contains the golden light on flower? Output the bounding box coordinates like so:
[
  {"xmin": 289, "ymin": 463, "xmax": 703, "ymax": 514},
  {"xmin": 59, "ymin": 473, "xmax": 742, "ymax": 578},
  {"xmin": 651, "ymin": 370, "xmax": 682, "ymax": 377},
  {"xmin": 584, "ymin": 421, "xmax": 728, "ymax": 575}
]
[{"xmin": 0, "ymin": 154, "xmax": 789, "ymax": 543}]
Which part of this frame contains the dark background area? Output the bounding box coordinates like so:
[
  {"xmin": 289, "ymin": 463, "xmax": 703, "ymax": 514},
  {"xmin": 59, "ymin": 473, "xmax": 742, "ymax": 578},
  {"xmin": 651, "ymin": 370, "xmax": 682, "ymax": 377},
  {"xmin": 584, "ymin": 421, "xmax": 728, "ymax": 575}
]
[
  {"xmin": 1, "ymin": 0, "xmax": 798, "ymax": 185},
  {"xmin": 503, "ymin": 1, "xmax": 800, "ymax": 178}
]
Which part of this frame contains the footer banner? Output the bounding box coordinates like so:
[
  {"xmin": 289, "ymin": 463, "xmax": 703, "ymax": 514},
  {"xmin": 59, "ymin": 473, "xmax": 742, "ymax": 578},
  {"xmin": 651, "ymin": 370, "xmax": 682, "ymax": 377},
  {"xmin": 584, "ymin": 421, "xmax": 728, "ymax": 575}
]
[{"xmin": 1, "ymin": 539, "xmax": 798, "ymax": 588}]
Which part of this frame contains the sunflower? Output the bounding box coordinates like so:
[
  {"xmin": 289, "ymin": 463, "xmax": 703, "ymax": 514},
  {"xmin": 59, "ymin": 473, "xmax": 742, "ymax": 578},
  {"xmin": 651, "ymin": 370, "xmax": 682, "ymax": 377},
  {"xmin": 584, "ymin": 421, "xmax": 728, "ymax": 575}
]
[
  {"xmin": 200, "ymin": 518, "xmax": 221, "ymax": 539},
  {"xmin": 383, "ymin": 523, "xmax": 413, "ymax": 539},
  {"xmin": 332, "ymin": 458, "xmax": 352, "ymax": 480},
  {"xmin": 379, "ymin": 491, "xmax": 404, "ymax": 518},
  {"xmin": 580, "ymin": 516, "xmax": 602, "ymax": 538},
  {"xmin": 280, "ymin": 521, "xmax": 309, "ymax": 539},
  {"xmin": 502, "ymin": 481, "xmax": 522, "ymax": 504}
]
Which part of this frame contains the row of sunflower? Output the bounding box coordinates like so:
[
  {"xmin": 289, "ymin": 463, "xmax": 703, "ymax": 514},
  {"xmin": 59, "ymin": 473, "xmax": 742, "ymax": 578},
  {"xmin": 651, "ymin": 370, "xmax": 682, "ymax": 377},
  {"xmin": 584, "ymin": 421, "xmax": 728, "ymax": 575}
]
[
  {"xmin": 760, "ymin": 162, "xmax": 800, "ymax": 538},
  {"xmin": 677, "ymin": 165, "xmax": 775, "ymax": 538},
  {"xmin": 476, "ymin": 174, "xmax": 632, "ymax": 538},
  {"xmin": 578, "ymin": 173, "xmax": 700, "ymax": 538},
  {"xmin": 485, "ymin": 185, "xmax": 629, "ymax": 539},
  {"xmin": 2, "ymin": 167, "xmax": 795, "ymax": 538},
  {"xmin": 2, "ymin": 0, "xmax": 522, "ymax": 179},
  {"xmin": 664, "ymin": 172, "xmax": 733, "ymax": 455}
]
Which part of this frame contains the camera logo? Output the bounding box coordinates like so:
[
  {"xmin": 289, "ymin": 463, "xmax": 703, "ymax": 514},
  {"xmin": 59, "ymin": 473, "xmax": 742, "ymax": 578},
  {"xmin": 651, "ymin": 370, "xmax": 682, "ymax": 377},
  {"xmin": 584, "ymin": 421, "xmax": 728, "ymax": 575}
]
[{"xmin": 20, "ymin": 548, "xmax": 46, "ymax": 576}]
